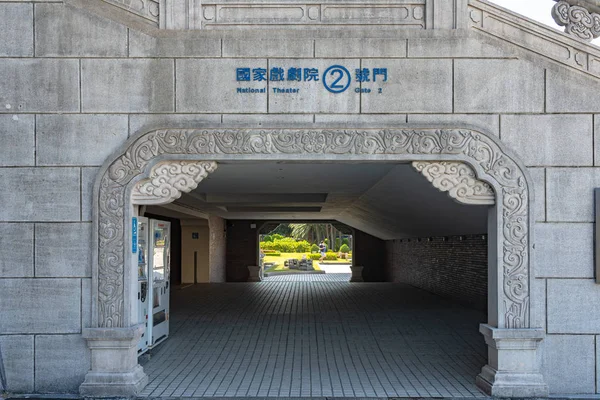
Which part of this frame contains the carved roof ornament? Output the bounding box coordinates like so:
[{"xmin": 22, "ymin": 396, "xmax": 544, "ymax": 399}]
[
  {"xmin": 552, "ymin": 0, "xmax": 600, "ymax": 41},
  {"xmin": 412, "ymin": 161, "xmax": 495, "ymax": 206},
  {"xmin": 131, "ymin": 161, "xmax": 218, "ymax": 205}
]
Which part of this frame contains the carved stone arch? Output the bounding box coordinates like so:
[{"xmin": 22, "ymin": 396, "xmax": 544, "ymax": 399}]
[
  {"xmin": 93, "ymin": 127, "xmax": 531, "ymax": 327},
  {"xmin": 85, "ymin": 127, "xmax": 547, "ymax": 398}
]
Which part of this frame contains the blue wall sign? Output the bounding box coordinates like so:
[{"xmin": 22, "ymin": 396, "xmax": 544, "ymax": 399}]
[
  {"xmin": 235, "ymin": 65, "xmax": 388, "ymax": 95},
  {"xmin": 132, "ymin": 217, "xmax": 138, "ymax": 254}
]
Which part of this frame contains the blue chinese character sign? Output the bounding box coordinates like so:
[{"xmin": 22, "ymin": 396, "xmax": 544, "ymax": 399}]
[
  {"xmin": 234, "ymin": 64, "xmax": 388, "ymax": 96},
  {"xmin": 236, "ymin": 68, "xmax": 251, "ymax": 82}
]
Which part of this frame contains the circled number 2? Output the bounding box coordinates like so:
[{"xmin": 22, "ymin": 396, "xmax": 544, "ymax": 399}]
[
  {"xmin": 323, "ymin": 65, "xmax": 351, "ymax": 94},
  {"xmin": 330, "ymin": 70, "xmax": 344, "ymax": 89}
]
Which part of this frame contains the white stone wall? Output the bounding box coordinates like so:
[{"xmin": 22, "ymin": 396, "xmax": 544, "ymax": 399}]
[{"xmin": 0, "ymin": 0, "xmax": 599, "ymax": 394}]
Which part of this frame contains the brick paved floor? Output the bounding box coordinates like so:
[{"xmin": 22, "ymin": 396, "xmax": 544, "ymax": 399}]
[{"xmin": 139, "ymin": 279, "xmax": 487, "ymax": 398}]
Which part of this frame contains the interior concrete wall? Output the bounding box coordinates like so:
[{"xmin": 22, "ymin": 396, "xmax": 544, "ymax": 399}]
[
  {"xmin": 179, "ymin": 163, "xmax": 489, "ymax": 240},
  {"xmin": 181, "ymin": 225, "xmax": 209, "ymax": 284},
  {"xmin": 1, "ymin": 0, "xmax": 599, "ymax": 394},
  {"xmin": 208, "ymin": 216, "xmax": 227, "ymax": 283}
]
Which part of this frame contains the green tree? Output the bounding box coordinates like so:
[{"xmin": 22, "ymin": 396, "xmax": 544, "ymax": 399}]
[
  {"xmin": 289, "ymin": 223, "xmax": 346, "ymax": 250},
  {"xmin": 269, "ymin": 223, "xmax": 292, "ymax": 237},
  {"xmin": 289, "ymin": 223, "xmax": 328, "ymax": 243}
]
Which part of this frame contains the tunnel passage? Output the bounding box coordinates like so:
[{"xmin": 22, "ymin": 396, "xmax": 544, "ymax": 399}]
[{"xmin": 136, "ymin": 160, "xmax": 490, "ymax": 398}]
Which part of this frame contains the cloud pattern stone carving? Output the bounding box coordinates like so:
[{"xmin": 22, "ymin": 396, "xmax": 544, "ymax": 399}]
[
  {"xmin": 131, "ymin": 161, "xmax": 218, "ymax": 205},
  {"xmin": 412, "ymin": 161, "xmax": 495, "ymax": 205},
  {"xmin": 553, "ymin": 0, "xmax": 600, "ymax": 41}
]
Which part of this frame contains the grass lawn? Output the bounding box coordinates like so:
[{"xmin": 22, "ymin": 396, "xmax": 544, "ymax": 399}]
[{"xmin": 263, "ymin": 253, "xmax": 322, "ymax": 273}]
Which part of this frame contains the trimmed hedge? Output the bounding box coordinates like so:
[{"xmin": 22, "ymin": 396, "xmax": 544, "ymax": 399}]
[
  {"xmin": 339, "ymin": 244, "xmax": 350, "ymax": 253},
  {"xmin": 260, "ymin": 237, "xmax": 311, "ymax": 253},
  {"xmin": 308, "ymin": 251, "xmax": 339, "ymax": 260},
  {"xmin": 311, "ymin": 244, "xmax": 319, "ymax": 253}
]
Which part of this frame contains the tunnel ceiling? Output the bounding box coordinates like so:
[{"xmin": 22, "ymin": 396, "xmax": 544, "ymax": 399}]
[{"xmin": 170, "ymin": 162, "xmax": 488, "ymax": 240}]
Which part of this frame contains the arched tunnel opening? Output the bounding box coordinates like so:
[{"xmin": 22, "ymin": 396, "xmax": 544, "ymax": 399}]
[{"xmin": 135, "ymin": 161, "xmax": 489, "ymax": 398}]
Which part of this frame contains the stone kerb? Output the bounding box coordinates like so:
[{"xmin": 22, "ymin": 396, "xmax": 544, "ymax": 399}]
[{"xmin": 88, "ymin": 125, "xmax": 540, "ymax": 397}]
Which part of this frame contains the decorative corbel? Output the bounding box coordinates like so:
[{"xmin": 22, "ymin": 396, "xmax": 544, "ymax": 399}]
[{"xmin": 131, "ymin": 161, "xmax": 217, "ymax": 205}]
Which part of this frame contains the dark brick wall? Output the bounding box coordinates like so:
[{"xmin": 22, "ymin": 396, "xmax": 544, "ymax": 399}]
[
  {"xmin": 226, "ymin": 220, "xmax": 258, "ymax": 282},
  {"xmin": 354, "ymin": 229, "xmax": 387, "ymax": 282},
  {"xmin": 386, "ymin": 234, "xmax": 488, "ymax": 311}
]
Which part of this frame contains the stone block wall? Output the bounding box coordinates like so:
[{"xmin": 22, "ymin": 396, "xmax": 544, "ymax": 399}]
[
  {"xmin": 0, "ymin": 0, "xmax": 599, "ymax": 394},
  {"xmin": 386, "ymin": 235, "xmax": 488, "ymax": 311}
]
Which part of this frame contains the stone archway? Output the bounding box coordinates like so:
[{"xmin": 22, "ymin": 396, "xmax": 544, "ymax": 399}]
[{"xmin": 81, "ymin": 127, "xmax": 547, "ymax": 398}]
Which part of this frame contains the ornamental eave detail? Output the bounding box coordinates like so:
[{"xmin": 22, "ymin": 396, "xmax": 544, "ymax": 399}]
[{"xmin": 553, "ymin": 0, "xmax": 600, "ymax": 41}]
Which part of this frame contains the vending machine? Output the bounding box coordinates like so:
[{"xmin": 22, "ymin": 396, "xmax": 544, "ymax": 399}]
[
  {"xmin": 134, "ymin": 217, "xmax": 171, "ymax": 354},
  {"xmin": 148, "ymin": 219, "xmax": 171, "ymax": 349},
  {"xmin": 135, "ymin": 217, "xmax": 150, "ymax": 354}
]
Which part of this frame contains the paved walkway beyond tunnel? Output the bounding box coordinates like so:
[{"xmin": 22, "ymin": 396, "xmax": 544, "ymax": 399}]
[
  {"xmin": 263, "ymin": 274, "xmax": 351, "ymax": 282},
  {"xmin": 139, "ymin": 281, "xmax": 487, "ymax": 398}
]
